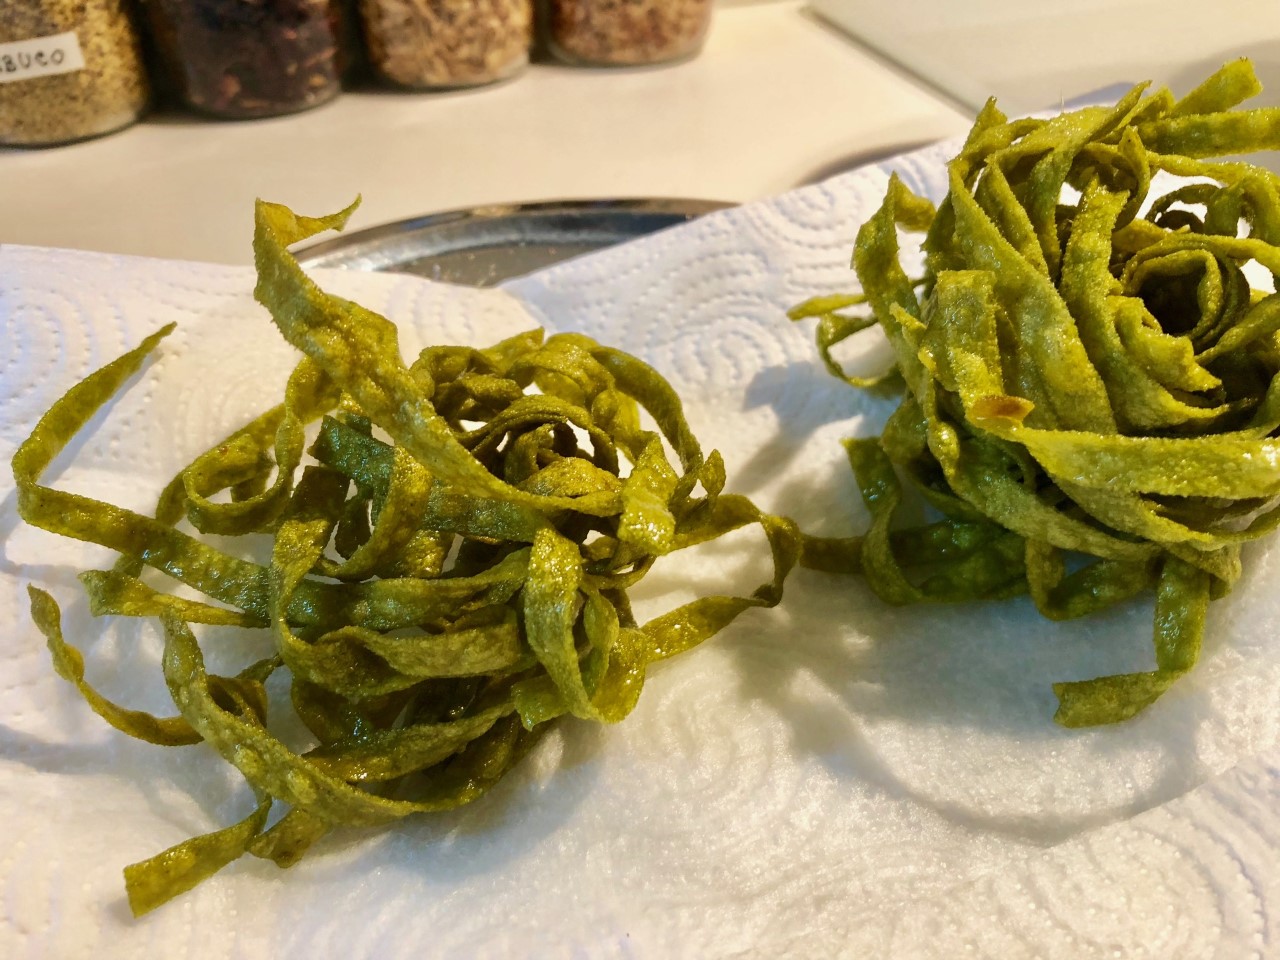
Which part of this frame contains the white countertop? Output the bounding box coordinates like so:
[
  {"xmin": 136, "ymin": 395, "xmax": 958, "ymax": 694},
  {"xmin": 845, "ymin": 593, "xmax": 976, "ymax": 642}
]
[
  {"xmin": 0, "ymin": 1, "xmax": 970, "ymax": 265},
  {"xmin": 811, "ymin": 0, "xmax": 1280, "ymax": 115}
]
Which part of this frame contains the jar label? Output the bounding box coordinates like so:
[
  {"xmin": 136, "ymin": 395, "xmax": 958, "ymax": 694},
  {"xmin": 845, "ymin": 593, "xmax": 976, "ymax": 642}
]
[{"xmin": 0, "ymin": 32, "xmax": 86, "ymax": 85}]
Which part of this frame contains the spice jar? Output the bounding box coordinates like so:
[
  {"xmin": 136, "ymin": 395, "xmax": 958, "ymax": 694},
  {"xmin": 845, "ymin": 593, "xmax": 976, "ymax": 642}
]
[
  {"xmin": 142, "ymin": 0, "xmax": 344, "ymax": 119},
  {"xmin": 547, "ymin": 0, "xmax": 712, "ymax": 67},
  {"xmin": 360, "ymin": 0, "xmax": 532, "ymax": 89},
  {"xmin": 0, "ymin": 0, "xmax": 150, "ymax": 147}
]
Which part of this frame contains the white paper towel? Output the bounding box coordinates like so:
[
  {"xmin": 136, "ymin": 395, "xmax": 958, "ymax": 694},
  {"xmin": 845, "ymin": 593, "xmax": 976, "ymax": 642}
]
[{"xmin": 3, "ymin": 135, "xmax": 1280, "ymax": 958}]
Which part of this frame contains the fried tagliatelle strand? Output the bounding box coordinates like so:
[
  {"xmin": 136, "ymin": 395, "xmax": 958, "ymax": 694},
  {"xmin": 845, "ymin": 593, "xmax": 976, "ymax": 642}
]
[
  {"xmin": 791, "ymin": 58, "xmax": 1280, "ymax": 726},
  {"xmin": 14, "ymin": 200, "xmax": 798, "ymax": 914}
]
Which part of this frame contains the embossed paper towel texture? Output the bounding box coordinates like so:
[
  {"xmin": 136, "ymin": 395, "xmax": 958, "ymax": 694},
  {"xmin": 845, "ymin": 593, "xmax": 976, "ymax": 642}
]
[{"xmin": 2, "ymin": 137, "xmax": 1279, "ymax": 959}]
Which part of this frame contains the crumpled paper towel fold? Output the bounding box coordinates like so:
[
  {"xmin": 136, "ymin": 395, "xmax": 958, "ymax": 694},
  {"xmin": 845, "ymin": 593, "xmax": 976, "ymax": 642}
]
[{"xmin": 2, "ymin": 136, "xmax": 1279, "ymax": 958}]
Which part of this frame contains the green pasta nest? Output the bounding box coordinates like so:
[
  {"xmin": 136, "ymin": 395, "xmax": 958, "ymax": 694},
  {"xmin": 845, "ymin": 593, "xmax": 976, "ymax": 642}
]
[
  {"xmin": 793, "ymin": 58, "xmax": 1280, "ymax": 727},
  {"xmin": 14, "ymin": 199, "xmax": 796, "ymax": 914}
]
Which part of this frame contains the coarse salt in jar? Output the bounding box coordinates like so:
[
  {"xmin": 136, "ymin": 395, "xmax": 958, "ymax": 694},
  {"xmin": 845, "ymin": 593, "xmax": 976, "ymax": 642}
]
[
  {"xmin": 547, "ymin": 0, "xmax": 712, "ymax": 67},
  {"xmin": 360, "ymin": 0, "xmax": 532, "ymax": 90}
]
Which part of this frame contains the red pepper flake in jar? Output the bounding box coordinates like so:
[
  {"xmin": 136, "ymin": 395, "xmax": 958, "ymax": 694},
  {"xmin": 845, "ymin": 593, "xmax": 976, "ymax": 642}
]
[
  {"xmin": 360, "ymin": 0, "xmax": 532, "ymax": 90},
  {"xmin": 547, "ymin": 0, "xmax": 712, "ymax": 67},
  {"xmin": 142, "ymin": 0, "xmax": 345, "ymax": 119}
]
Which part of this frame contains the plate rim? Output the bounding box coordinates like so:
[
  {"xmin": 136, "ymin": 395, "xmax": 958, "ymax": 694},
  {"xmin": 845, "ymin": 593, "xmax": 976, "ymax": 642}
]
[{"xmin": 294, "ymin": 197, "xmax": 736, "ymax": 272}]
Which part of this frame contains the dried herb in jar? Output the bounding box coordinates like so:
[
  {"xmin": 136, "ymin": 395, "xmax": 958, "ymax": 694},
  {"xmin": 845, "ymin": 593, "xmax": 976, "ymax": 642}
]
[
  {"xmin": 360, "ymin": 0, "xmax": 532, "ymax": 89},
  {"xmin": 142, "ymin": 0, "xmax": 344, "ymax": 119},
  {"xmin": 0, "ymin": 0, "xmax": 150, "ymax": 147},
  {"xmin": 547, "ymin": 0, "xmax": 712, "ymax": 67}
]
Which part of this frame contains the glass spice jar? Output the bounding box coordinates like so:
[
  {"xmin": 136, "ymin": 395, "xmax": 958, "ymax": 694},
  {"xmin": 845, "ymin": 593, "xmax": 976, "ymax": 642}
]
[
  {"xmin": 0, "ymin": 0, "xmax": 150, "ymax": 147},
  {"xmin": 360, "ymin": 0, "xmax": 532, "ymax": 90},
  {"xmin": 142, "ymin": 0, "xmax": 344, "ymax": 119},
  {"xmin": 547, "ymin": 0, "xmax": 712, "ymax": 67}
]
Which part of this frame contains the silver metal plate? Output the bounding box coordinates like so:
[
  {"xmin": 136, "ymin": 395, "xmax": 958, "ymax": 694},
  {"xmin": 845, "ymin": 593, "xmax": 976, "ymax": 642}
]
[{"xmin": 294, "ymin": 198, "xmax": 732, "ymax": 286}]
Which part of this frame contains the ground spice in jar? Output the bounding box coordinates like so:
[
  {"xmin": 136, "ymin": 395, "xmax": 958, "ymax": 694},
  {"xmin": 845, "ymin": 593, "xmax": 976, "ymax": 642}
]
[
  {"xmin": 547, "ymin": 0, "xmax": 712, "ymax": 66},
  {"xmin": 0, "ymin": 0, "xmax": 149, "ymax": 147},
  {"xmin": 360, "ymin": 0, "xmax": 532, "ymax": 89},
  {"xmin": 143, "ymin": 0, "xmax": 343, "ymax": 119}
]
